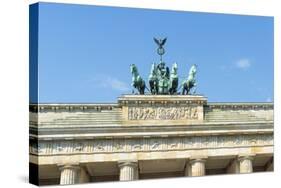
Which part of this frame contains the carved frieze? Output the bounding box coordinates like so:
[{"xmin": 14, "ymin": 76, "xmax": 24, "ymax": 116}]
[
  {"xmin": 30, "ymin": 134, "xmax": 273, "ymax": 156},
  {"xmin": 128, "ymin": 106, "xmax": 198, "ymax": 120}
]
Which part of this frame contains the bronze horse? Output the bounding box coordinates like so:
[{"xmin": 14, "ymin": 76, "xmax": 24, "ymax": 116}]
[{"xmin": 130, "ymin": 64, "xmax": 146, "ymax": 94}]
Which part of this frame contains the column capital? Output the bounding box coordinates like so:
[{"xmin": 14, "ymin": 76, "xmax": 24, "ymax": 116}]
[
  {"xmin": 237, "ymin": 154, "xmax": 255, "ymax": 162},
  {"xmin": 189, "ymin": 157, "xmax": 207, "ymax": 176},
  {"xmin": 118, "ymin": 160, "xmax": 139, "ymax": 181},
  {"xmin": 58, "ymin": 163, "xmax": 81, "ymax": 185},
  {"xmin": 189, "ymin": 156, "xmax": 208, "ymax": 164},
  {"xmin": 58, "ymin": 163, "xmax": 81, "ymax": 171},
  {"xmin": 118, "ymin": 160, "xmax": 138, "ymax": 168},
  {"xmin": 238, "ymin": 154, "xmax": 255, "ymax": 174}
]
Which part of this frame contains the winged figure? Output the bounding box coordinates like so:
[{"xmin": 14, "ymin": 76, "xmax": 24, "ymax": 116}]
[{"xmin": 153, "ymin": 37, "xmax": 167, "ymax": 48}]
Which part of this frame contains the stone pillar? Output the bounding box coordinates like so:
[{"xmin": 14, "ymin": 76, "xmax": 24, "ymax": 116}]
[
  {"xmin": 190, "ymin": 158, "xmax": 207, "ymax": 176},
  {"xmin": 118, "ymin": 160, "xmax": 139, "ymax": 181},
  {"xmin": 238, "ymin": 155, "xmax": 254, "ymax": 174},
  {"xmin": 59, "ymin": 164, "xmax": 81, "ymax": 185}
]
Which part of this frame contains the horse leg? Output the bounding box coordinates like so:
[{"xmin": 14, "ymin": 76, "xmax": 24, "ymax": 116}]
[
  {"xmin": 136, "ymin": 85, "xmax": 140, "ymax": 94},
  {"xmin": 140, "ymin": 82, "xmax": 145, "ymax": 94},
  {"xmin": 138, "ymin": 85, "xmax": 142, "ymax": 94},
  {"xmin": 186, "ymin": 82, "xmax": 191, "ymax": 95},
  {"xmin": 193, "ymin": 86, "xmax": 197, "ymax": 94},
  {"xmin": 169, "ymin": 81, "xmax": 174, "ymax": 95},
  {"xmin": 155, "ymin": 82, "xmax": 159, "ymax": 94},
  {"xmin": 182, "ymin": 83, "xmax": 187, "ymax": 95},
  {"xmin": 153, "ymin": 81, "xmax": 156, "ymax": 94},
  {"xmin": 149, "ymin": 80, "xmax": 153, "ymax": 94}
]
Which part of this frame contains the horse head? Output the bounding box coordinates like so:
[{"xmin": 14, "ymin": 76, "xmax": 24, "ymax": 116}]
[
  {"xmin": 130, "ymin": 64, "xmax": 138, "ymax": 75},
  {"xmin": 171, "ymin": 63, "xmax": 178, "ymax": 75},
  {"xmin": 188, "ymin": 64, "xmax": 197, "ymax": 78}
]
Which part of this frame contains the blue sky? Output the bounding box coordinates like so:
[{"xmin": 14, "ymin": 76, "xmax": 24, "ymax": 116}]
[{"xmin": 34, "ymin": 2, "xmax": 273, "ymax": 103}]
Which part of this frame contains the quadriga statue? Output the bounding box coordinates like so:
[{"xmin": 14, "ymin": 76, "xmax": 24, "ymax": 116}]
[{"xmin": 129, "ymin": 38, "xmax": 198, "ymax": 95}]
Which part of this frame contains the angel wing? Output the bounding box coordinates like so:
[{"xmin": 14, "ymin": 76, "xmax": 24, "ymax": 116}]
[
  {"xmin": 161, "ymin": 38, "xmax": 167, "ymax": 46},
  {"xmin": 153, "ymin": 38, "xmax": 160, "ymax": 46}
]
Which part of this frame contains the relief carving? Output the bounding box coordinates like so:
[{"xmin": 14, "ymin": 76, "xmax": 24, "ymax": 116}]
[
  {"xmin": 74, "ymin": 143, "xmax": 84, "ymax": 152},
  {"xmin": 151, "ymin": 142, "xmax": 160, "ymax": 149},
  {"xmin": 201, "ymin": 137, "xmax": 209, "ymax": 146},
  {"xmin": 94, "ymin": 142, "xmax": 105, "ymax": 152},
  {"xmin": 250, "ymin": 138, "xmax": 257, "ymax": 145},
  {"xmin": 133, "ymin": 144, "xmax": 142, "ymax": 150},
  {"xmin": 113, "ymin": 141, "xmax": 124, "ymax": 151},
  {"xmin": 31, "ymin": 135, "xmax": 272, "ymax": 155},
  {"xmin": 57, "ymin": 146, "xmax": 63, "ymax": 152},
  {"xmin": 128, "ymin": 106, "xmax": 199, "ymax": 120},
  {"xmin": 170, "ymin": 143, "xmax": 178, "ymax": 149},
  {"xmin": 37, "ymin": 145, "xmax": 42, "ymax": 153},
  {"xmin": 234, "ymin": 136, "xmax": 242, "ymax": 145}
]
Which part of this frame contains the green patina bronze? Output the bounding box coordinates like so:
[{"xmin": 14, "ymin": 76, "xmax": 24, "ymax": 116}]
[
  {"xmin": 130, "ymin": 64, "xmax": 146, "ymax": 95},
  {"xmin": 180, "ymin": 64, "xmax": 197, "ymax": 95},
  {"xmin": 130, "ymin": 38, "xmax": 197, "ymax": 95}
]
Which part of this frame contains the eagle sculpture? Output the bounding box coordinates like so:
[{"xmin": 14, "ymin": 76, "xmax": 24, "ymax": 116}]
[{"xmin": 153, "ymin": 37, "xmax": 167, "ymax": 48}]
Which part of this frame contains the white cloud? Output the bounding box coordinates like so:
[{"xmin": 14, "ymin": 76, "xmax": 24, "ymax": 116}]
[
  {"xmin": 91, "ymin": 75, "xmax": 130, "ymax": 92},
  {"xmin": 104, "ymin": 77, "xmax": 130, "ymax": 92},
  {"xmin": 235, "ymin": 58, "xmax": 251, "ymax": 70}
]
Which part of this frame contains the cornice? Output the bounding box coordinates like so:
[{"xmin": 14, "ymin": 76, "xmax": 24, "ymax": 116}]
[
  {"xmin": 29, "ymin": 102, "xmax": 273, "ymax": 113},
  {"xmin": 118, "ymin": 94, "xmax": 207, "ymax": 106},
  {"xmin": 29, "ymin": 121, "xmax": 273, "ymax": 141},
  {"xmin": 29, "ymin": 103, "xmax": 118, "ymax": 113},
  {"xmin": 206, "ymin": 102, "xmax": 273, "ymax": 110}
]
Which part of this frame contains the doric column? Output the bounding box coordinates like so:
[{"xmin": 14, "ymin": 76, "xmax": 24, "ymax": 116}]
[
  {"xmin": 118, "ymin": 160, "xmax": 139, "ymax": 181},
  {"xmin": 59, "ymin": 164, "xmax": 81, "ymax": 185},
  {"xmin": 190, "ymin": 157, "xmax": 207, "ymax": 176},
  {"xmin": 238, "ymin": 155, "xmax": 254, "ymax": 174}
]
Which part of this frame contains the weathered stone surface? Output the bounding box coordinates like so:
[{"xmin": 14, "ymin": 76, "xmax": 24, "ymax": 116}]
[
  {"xmin": 29, "ymin": 95, "xmax": 274, "ymax": 184},
  {"xmin": 30, "ymin": 134, "xmax": 273, "ymax": 156},
  {"xmin": 238, "ymin": 155, "xmax": 255, "ymax": 173},
  {"xmin": 58, "ymin": 164, "xmax": 81, "ymax": 185},
  {"xmin": 118, "ymin": 95, "xmax": 206, "ymax": 124},
  {"xmin": 118, "ymin": 160, "xmax": 138, "ymax": 181},
  {"xmin": 190, "ymin": 157, "xmax": 207, "ymax": 176}
]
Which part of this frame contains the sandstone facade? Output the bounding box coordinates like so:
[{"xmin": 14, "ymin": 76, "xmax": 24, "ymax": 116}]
[{"xmin": 29, "ymin": 95, "xmax": 273, "ymax": 185}]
